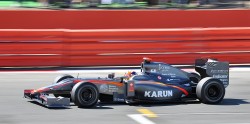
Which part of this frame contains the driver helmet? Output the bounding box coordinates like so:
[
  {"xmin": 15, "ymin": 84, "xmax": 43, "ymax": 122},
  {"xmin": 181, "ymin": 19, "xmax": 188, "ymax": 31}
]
[{"xmin": 125, "ymin": 71, "xmax": 137, "ymax": 78}]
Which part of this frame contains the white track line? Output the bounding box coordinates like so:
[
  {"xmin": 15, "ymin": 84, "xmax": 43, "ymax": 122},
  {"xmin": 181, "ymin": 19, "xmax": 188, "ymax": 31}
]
[
  {"xmin": 127, "ymin": 114, "xmax": 156, "ymax": 124},
  {"xmin": 229, "ymin": 68, "xmax": 250, "ymax": 72},
  {"xmin": 127, "ymin": 113, "xmax": 250, "ymax": 124}
]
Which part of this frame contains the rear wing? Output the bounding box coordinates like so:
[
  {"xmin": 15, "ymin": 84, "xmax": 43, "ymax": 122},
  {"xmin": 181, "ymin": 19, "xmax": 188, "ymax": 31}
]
[{"xmin": 195, "ymin": 58, "xmax": 229, "ymax": 87}]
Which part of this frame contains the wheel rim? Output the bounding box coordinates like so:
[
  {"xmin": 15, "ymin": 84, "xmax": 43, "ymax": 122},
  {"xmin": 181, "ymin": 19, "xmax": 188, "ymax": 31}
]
[
  {"xmin": 80, "ymin": 88, "xmax": 95, "ymax": 102},
  {"xmin": 206, "ymin": 84, "xmax": 221, "ymax": 100}
]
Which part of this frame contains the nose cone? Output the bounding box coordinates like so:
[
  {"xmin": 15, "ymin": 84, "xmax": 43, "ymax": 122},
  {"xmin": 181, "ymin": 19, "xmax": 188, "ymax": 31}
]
[{"xmin": 35, "ymin": 85, "xmax": 54, "ymax": 93}]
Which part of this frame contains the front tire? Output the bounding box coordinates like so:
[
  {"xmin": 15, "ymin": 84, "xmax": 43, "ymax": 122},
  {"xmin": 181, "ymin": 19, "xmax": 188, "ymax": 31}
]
[
  {"xmin": 196, "ymin": 77, "xmax": 225, "ymax": 104},
  {"xmin": 71, "ymin": 82, "xmax": 99, "ymax": 108},
  {"xmin": 54, "ymin": 74, "xmax": 74, "ymax": 84},
  {"xmin": 54, "ymin": 74, "xmax": 74, "ymax": 97}
]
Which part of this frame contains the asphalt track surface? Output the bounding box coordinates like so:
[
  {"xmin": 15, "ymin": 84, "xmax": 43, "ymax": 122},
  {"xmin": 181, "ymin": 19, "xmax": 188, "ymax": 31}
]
[{"xmin": 0, "ymin": 69, "xmax": 250, "ymax": 124}]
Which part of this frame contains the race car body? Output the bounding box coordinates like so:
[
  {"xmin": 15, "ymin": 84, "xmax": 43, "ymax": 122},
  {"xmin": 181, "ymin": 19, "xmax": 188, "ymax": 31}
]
[{"xmin": 24, "ymin": 58, "xmax": 229, "ymax": 108}]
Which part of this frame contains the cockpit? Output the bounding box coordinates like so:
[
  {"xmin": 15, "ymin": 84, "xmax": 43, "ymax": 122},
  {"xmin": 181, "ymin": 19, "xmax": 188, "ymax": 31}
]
[{"xmin": 137, "ymin": 57, "xmax": 190, "ymax": 84}]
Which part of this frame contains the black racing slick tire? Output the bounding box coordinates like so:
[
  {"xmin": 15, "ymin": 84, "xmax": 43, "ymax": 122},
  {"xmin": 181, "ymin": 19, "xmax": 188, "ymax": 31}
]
[
  {"xmin": 71, "ymin": 82, "xmax": 99, "ymax": 108},
  {"xmin": 54, "ymin": 74, "xmax": 74, "ymax": 84},
  {"xmin": 196, "ymin": 77, "xmax": 225, "ymax": 104}
]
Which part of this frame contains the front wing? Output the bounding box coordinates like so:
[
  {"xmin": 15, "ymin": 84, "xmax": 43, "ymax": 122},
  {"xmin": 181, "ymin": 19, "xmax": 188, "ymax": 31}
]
[{"xmin": 24, "ymin": 89, "xmax": 70, "ymax": 108}]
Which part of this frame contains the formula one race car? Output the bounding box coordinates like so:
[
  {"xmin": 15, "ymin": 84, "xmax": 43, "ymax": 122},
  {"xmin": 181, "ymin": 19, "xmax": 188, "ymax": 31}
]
[{"xmin": 24, "ymin": 58, "xmax": 229, "ymax": 108}]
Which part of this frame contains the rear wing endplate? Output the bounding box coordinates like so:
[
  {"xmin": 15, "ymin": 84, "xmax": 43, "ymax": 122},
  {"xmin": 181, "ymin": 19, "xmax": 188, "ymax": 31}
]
[{"xmin": 195, "ymin": 58, "xmax": 229, "ymax": 87}]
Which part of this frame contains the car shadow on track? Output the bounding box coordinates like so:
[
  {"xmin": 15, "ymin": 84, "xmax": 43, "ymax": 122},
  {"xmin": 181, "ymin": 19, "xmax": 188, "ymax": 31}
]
[
  {"xmin": 78, "ymin": 105, "xmax": 114, "ymax": 109},
  {"xmin": 28, "ymin": 101, "xmax": 114, "ymax": 109},
  {"xmin": 97, "ymin": 100, "xmax": 201, "ymax": 108},
  {"xmin": 97, "ymin": 98, "xmax": 249, "ymax": 107},
  {"xmin": 29, "ymin": 99, "xmax": 246, "ymax": 109},
  {"xmin": 28, "ymin": 101, "xmax": 72, "ymax": 109},
  {"xmin": 218, "ymin": 98, "xmax": 249, "ymax": 106},
  {"xmin": 132, "ymin": 100, "xmax": 201, "ymax": 107},
  {"xmin": 68, "ymin": 102, "xmax": 114, "ymax": 109}
]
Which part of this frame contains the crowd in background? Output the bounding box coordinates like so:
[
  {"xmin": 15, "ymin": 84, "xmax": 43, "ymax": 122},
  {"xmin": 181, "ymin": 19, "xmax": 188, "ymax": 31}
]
[{"xmin": 14, "ymin": 0, "xmax": 248, "ymax": 8}]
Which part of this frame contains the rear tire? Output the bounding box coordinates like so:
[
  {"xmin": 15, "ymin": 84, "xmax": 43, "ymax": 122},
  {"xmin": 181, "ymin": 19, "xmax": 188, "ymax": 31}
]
[
  {"xmin": 196, "ymin": 77, "xmax": 225, "ymax": 104},
  {"xmin": 71, "ymin": 82, "xmax": 99, "ymax": 108}
]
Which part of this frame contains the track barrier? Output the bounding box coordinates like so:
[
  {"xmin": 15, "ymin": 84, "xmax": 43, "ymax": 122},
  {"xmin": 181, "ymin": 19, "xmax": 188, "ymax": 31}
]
[{"xmin": 0, "ymin": 27, "xmax": 249, "ymax": 67}]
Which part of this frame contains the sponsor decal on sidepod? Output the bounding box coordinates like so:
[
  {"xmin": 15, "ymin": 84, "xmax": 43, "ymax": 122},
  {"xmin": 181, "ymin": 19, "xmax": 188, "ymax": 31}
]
[{"xmin": 144, "ymin": 90, "xmax": 173, "ymax": 98}]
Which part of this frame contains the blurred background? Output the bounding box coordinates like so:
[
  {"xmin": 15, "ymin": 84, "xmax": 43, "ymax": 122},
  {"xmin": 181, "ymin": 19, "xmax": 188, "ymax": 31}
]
[
  {"xmin": 0, "ymin": 2, "xmax": 250, "ymax": 124},
  {"xmin": 0, "ymin": 0, "xmax": 249, "ymax": 9},
  {"xmin": 0, "ymin": 0, "xmax": 249, "ymax": 69}
]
